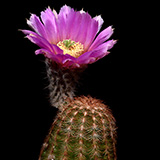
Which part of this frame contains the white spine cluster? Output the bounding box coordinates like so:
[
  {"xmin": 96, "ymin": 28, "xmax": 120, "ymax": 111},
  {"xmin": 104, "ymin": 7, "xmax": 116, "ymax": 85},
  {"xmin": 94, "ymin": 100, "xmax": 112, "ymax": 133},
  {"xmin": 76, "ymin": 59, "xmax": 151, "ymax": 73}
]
[{"xmin": 45, "ymin": 58, "xmax": 85, "ymax": 110}]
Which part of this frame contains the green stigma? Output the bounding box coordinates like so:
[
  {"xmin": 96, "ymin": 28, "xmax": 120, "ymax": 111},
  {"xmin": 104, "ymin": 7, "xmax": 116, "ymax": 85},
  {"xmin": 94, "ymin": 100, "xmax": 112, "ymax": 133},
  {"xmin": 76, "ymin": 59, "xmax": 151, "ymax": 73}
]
[{"xmin": 63, "ymin": 39, "xmax": 75, "ymax": 48}]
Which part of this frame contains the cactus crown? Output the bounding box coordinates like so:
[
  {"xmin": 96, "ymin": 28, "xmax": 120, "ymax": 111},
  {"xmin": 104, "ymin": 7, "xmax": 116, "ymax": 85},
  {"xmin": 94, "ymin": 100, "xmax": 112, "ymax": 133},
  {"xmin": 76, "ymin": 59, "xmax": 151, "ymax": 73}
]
[{"xmin": 39, "ymin": 96, "xmax": 117, "ymax": 160}]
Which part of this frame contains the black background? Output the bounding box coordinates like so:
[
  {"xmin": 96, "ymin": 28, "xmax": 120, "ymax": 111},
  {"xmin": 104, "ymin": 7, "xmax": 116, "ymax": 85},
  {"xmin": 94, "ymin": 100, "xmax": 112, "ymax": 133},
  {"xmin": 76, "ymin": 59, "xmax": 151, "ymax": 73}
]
[{"xmin": 3, "ymin": 0, "xmax": 148, "ymax": 159}]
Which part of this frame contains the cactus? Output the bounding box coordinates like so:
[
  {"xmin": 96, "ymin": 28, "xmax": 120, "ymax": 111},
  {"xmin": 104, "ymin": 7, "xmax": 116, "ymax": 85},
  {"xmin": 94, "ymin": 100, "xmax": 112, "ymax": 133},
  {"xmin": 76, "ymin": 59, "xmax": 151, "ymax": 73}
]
[
  {"xmin": 39, "ymin": 96, "xmax": 117, "ymax": 160},
  {"xmin": 21, "ymin": 5, "xmax": 118, "ymax": 159}
]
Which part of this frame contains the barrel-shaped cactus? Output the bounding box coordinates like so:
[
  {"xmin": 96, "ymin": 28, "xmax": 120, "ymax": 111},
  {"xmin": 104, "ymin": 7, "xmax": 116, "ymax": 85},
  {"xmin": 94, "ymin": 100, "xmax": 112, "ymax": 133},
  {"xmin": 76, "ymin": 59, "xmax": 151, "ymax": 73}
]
[
  {"xmin": 21, "ymin": 4, "xmax": 118, "ymax": 160},
  {"xmin": 39, "ymin": 96, "xmax": 117, "ymax": 160}
]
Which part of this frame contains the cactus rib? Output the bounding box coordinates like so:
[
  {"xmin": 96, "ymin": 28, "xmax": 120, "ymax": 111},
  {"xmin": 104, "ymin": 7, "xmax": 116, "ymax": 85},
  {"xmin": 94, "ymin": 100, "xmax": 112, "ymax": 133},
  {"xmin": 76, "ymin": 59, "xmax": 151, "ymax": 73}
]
[{"xmin": 39, "ymin": 96, "xmax": 117, "ymax": 160}]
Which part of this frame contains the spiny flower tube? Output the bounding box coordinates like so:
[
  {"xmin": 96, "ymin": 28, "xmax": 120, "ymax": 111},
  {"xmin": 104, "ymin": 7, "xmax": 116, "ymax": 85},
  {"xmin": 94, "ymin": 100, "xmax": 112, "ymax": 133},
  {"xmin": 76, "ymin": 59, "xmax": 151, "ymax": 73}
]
[{"xmin": 21, "ymin": 5, "xmax": 116, "ymax": 69}]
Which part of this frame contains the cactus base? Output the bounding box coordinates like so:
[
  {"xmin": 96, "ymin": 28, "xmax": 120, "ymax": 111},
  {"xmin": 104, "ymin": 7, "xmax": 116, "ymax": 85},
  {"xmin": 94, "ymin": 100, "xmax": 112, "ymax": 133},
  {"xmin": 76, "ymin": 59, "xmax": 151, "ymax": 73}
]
[{"xmin": 39, "ymin": 96, "xmax": 117, "ymax": 160}]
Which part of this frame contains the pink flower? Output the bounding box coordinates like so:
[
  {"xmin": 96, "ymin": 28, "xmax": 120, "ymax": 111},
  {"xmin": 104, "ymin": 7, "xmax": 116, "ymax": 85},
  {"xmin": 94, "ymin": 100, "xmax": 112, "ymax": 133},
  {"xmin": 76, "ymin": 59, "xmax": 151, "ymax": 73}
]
[{"xmin": 21, "ymin": 5, "xmax": 116, "ymax": 68}]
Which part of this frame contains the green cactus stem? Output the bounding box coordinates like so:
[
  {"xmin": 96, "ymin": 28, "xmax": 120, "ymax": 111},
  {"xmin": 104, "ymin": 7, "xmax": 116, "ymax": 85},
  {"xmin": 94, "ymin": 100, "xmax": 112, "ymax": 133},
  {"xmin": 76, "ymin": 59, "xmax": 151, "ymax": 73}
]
[
  {"xmin": 45, "ymin": 58, "xmax": 86, "ymax": 110},
  {"xmin": 39, "ymin": 96, "xmax": 117, "ymax": 160}
]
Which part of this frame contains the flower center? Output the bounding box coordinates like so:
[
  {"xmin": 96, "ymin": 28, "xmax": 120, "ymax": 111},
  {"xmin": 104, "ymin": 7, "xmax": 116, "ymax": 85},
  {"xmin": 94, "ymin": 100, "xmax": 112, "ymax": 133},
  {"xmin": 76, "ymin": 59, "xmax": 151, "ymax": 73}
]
[{"xmin": 57, "ymin": 39, "xmax": 84, "ymax": 58}]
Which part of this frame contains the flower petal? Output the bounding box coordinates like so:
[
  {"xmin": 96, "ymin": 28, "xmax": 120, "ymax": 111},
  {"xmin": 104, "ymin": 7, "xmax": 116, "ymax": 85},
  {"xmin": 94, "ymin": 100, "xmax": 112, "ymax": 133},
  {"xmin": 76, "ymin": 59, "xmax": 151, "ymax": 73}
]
[
  {"xmin": 93, "ymin": 15, "xmax": 104, "ymax": 33},
  {"xmin": 83, "ymin": 15, "xmax": 99, "ymax": 51},
  {"xmin": 66, "ymin": 11, "xmax": 99, "ymax": 51},
  {"xmin": 35, "ymin": 48, "xmax": 53, "ymax": 57},
  {"xmin": 88, "ymin": 26, "xmax": 113, "ymax": 51},
  {"xmin": 58, "ymin": 5, "xmax": 72, "ymax": 19},
  {"xmin": 66, "ymin": 11, "xmax": 82, "ymax": 41},
  {"xmin": 75, "ymin": 12, "xmax": 97, "ymax": 47},
  {"xmin": 77, "ymin": 40, "xmax": 116, "ymax": 65},
  {"xmin": 40, "ymin": 8, "xmax": 58, "ymax": 44},
  {"xmin": 90, "ymin": 40, "xmax": 117, "ymax": 59},
  {"xmin": 76, "ymin": 51, "xmax": 95, "ymax": 64},
  {"xmin": 22, "ymin": 30, "xmax": 62, "ymax": 54},
  {"xmin": 94, "ymin": 39, "xmax": 116, "ymax": 52},
  {"xmin": 57, "ymin": 5, "xmax": 73, "ymax": 40},
  {"xmin": 53, "ymin": 53, "xmax": 78, "ymax": 68},
  {"xmin": 35, "ymin": 48, "xmax": 62, "ymax": 62},
  {"xmin": 27, "ymin": 14, "xmax": 47, "ymax": 39},
  {"xmin": 26, "ymin": 33, "xmax": 51, "ymax": 50},
  {"xmin": 51, "ymin": 44, "xmax": 63, "ymax": 54},
  {"xmin": 21, "ymin": 29, "xmax": 38, "ymax": 36}
]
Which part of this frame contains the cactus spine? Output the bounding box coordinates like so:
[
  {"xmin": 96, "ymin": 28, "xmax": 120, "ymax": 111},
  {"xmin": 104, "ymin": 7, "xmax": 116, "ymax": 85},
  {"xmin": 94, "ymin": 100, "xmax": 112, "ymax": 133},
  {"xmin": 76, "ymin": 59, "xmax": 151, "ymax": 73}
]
[
  {"xmin": 39, "ymin": 96, "xmax": 117, "ymax": 160},
  {"xmin": 45, "ymin": 58, "xmax": 86, "ymax": 110}
]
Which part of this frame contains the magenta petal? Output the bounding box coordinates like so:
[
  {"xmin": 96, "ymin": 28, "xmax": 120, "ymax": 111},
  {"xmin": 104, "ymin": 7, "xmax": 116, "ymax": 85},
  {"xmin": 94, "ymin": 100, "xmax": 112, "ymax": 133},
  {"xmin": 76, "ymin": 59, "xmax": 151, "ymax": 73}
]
[
  {"xmin": 92, "ymin": 51, "xmax": 110, "ymax": 60},
  {"xmin": 58, "ymin": 53, "xmax": 76, "ymax": 63},
  {"xmin": 76, "ymin": 51, "xmax": 95, "ymax": 64},
  {"xmin": 51, "ymin": 44, "xmax": 63, "ymax": 54},
  {"xmin": 53, "ymin": 53, "xmax": 77, "ymax": 67},
  {"xmin": 26, "ymin": 34, "xmax": 51, "ymax": 50},
  {"xmin": 56, "ymin": 8, "xmax": 98, "ymax": 50},
  {"xmin": 21, "ymin": 29, "xmax": 38, "ymax": 36},
  {"xmin": 56, "ymin": 7, "xmax": 98, "ymax": 48},
  {"xmin": 62, "ymin": 58, "xmax": 78, "ymax": 67},
  {"xmin": 62, "ymin": 58, "xmax": 80, "ymax": 68},
  {"xmin": 58, "ymin": 5, "xmax": 72, "ymax": 19},
  {"xmin": 57, "ymin": 5, "xmax": 73, "ymax": 40},
  {"xmin": 93, "ymin": 15, "xmax": 104, "ymax": 33},
  {"xmin": 84, "ymin": 17, "xmax": 98, "ymax": 51},
  {"xmin": 88, "ymin": 26, "xmax": 113, "ymax": 51},
  {"xmin": 21, "ymin": 29, "xmax": 49, "ymax": 49},
  {"xmin": 23, "ymin": 31, "xmax": 62, "ymax": 55},
  {"xmin": 67, "ymin": 11, "xmax": 82, "ymax": 41},
  {"xmin": 74, "ymin": 12, "xmax": 93, "ymax": 45},
  {"xmin": 77, "ymin": 40, "xmax": 116, "ymax": 65},
  {"xmin": 93, "ymin": 40, "xmax": 116, "ymax": 53},
  {"xmin": 40, "ymin": 8, "xmax": 58, "ymax": 43},
  {"xmin": 69, "ymin": 11, "xmax": 99, "ymax": 51},
  {"xmin": 35, "ymin": 49, "xmax": 64, "ymax": 64},
  {"xmin": 56, "ymin": 14, "xmax": 66, "ymax": 41},
  {"xmin": 35, "ymin": 49, "xmax": 53, "ymax": 58},
  {"xmin": 27, "ymin": 14, "xmax": 47, "ymax": 39},
  {"xmin": 35, "ymin": 49, "xmax": 49, "ymax": 55},
  {"xmin": 90, "ymin": 40, "xmax": 117, "ymax": 59}
]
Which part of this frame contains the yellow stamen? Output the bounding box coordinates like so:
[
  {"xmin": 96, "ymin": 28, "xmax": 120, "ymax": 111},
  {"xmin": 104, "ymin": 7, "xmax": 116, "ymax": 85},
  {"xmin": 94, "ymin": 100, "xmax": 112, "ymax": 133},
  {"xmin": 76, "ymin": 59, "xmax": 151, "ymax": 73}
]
[{"xmin": 57, "ymin": 39, "xmax": 84, "ymax": 58}]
